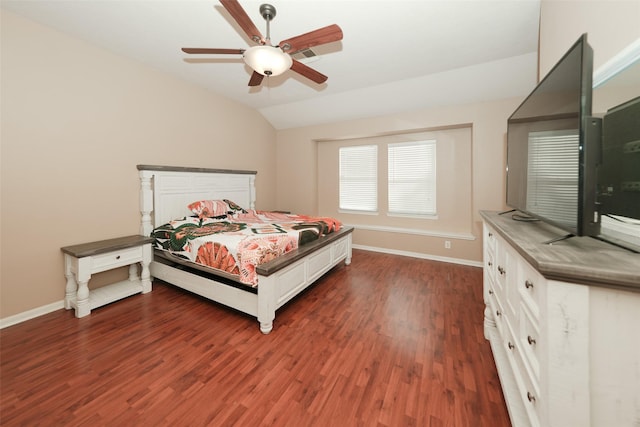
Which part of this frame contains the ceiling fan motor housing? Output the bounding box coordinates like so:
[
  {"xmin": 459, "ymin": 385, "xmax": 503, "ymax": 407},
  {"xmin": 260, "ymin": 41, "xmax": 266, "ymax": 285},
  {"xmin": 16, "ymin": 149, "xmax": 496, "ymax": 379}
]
[{"xmin": 260, "ymin": 4, "xmax": 276, "ymax": 21}]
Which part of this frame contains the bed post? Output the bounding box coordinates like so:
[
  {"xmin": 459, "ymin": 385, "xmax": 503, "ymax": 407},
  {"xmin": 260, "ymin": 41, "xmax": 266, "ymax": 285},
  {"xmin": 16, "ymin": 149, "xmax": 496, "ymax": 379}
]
[
  {"xmin": 139, "ymin": 170, "xmax": 153, "ymax": 236},
  {"xmin": 257, "ymin": 275, "xmax": 277, "ymax": 334},
  {"xmin": 249, "ymin": 174, "xmax": 256, "ymax": 210}
]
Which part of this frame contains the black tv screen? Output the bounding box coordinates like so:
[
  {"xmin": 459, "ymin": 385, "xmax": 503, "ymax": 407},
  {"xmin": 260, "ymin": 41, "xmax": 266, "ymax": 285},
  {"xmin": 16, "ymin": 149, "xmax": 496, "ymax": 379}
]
[{"xmin": 506, "ymin": 34, "xmax": 600, "ymax": 237}]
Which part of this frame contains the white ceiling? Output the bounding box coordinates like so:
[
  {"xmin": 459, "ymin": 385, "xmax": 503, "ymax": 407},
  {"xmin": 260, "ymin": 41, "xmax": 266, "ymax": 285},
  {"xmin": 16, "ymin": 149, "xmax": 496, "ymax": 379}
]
[{"xmin": 1, "ymin": 0, "xmax": 541, "ymax": 129}]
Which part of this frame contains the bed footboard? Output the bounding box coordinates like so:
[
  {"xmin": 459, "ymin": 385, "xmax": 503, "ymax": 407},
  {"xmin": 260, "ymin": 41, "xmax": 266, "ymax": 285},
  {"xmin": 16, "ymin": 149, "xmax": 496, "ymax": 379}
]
[
  {"xmin": 150, "ymin": 228, "xmax": 353, "ymax": 334},
  {"xmin": 256, "ymin": 228, "xmax": 352, "ymax": 333}
]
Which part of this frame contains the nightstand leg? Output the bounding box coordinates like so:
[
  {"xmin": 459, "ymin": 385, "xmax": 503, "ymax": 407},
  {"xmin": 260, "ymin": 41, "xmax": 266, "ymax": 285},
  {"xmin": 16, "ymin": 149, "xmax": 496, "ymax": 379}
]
[
  {"xmin": 64, "ymin": 255, "xmax": 77, "ymax": 310},
  {"xmin": 75, "ymin": 278, "xmax": 90, "ymax": 318},
  {"xmin": 128, "ymin": 264, "xmax": 138, "ymax": 281},
  {"xmin": 140, "ymin": 244, "xmax": 152, "ymax": 293},
  {"xmin": 75, "ymin": 257, "xmax": 91, "ymax": 318}
]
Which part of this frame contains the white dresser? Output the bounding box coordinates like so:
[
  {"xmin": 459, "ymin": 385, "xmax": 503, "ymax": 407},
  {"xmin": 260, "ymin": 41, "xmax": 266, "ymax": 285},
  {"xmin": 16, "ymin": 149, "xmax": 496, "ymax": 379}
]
[{"xmin": 480, "ymin": 211, "xmax": 640, "ymax": 427}]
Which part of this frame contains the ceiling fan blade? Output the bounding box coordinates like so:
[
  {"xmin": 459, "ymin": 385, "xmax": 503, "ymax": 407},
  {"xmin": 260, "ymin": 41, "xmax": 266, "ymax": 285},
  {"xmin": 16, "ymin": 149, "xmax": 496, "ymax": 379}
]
[
  {"xmin": 290, "ymin": 59, "xmax": 328, "ymax": 84},
  {"xmin": 182, "ymin": 48, "xmax": 245, "ymax": 55},
  {"xmin": 279, "ymin": 24, "xmax": 343, "ymax": 53},
  {"xmin": 220, "ymin": 0, "xmax": 264, "ymax": 45},
  {"xmin": 248, "ymin": 71, "xmax": 264, "ymax": 87}
]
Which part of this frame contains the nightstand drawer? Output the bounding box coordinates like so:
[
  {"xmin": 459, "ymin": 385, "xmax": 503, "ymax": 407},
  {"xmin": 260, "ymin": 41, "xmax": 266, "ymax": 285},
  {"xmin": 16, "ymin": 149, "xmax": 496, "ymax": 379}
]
[{"xmin": 91, "ymin": 246, "xmax": 143, "ymax": 273}]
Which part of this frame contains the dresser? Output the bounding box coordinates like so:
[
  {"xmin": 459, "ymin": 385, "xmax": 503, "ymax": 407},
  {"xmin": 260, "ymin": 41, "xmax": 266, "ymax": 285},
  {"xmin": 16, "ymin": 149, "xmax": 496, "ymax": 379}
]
[{"xmin": 480, "ymin": 211, "xmax": 640, "ymax": 427}]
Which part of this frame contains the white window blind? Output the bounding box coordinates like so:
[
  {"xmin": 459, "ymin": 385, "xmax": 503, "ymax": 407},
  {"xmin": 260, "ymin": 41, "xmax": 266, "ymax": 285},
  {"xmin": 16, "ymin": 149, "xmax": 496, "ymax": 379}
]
[
  {"xmin": 388, "ymin": 140, "xmax": 437, "ymax": 216},
  {"xmin": 526, "ymin": 130, "xmax": 579, "ymax": 227},
  {"xmin": 339, "ymin": 145, "xmax": 378, "ymax": 212}
]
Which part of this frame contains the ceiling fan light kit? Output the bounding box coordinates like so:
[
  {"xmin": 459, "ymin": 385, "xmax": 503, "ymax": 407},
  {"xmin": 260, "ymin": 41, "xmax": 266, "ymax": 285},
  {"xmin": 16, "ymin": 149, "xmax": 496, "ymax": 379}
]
[
  {"xmin": 182, "ymin": 0, "xmax": 343, "ymax": 87},
  {"xmin": 243, "ymin": 45, "xmax": 292, "ymax": 76}
]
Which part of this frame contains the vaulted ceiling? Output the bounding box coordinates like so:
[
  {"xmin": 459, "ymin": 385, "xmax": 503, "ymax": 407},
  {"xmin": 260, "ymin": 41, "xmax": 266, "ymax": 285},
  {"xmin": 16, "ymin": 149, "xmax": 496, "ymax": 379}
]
[{"xmin": 2, "ymin": 0, "xmax": 541, "ymax": 129}]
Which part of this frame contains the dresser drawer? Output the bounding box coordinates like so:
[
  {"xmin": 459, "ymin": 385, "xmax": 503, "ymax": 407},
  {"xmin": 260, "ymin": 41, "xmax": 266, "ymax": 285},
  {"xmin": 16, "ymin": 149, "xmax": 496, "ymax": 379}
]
[
  {"xmin": 500, "ymin": 318, "xmax": 520, "ymax": 375},
  {"xmin": 91, "ymin": 246, "xmax": 143, "ymax": 273},
  {"xmin": 519, "ymin": 303, "xmax": 540, "ymax": 380},
  {"xmin": 514, "ymin": 345, "xmax": 541, "ymax": 427},
  {"xmin": 503, "ymin": 320, "xmax": 541, "ymax": 427},
  {"xmin": 487, "ymin": 287, "xmax": 507, "ymax": 336},
  {"xmin": 484, "ymin": 224, "xmax": 497, "ymax": 257},
  {"xmin": 484, "ymin": 243, "xmax": 496, "ymax": 283},
  {"xmin": 519, "ymin": 259, "xmax": 543, "ymax": 318}
]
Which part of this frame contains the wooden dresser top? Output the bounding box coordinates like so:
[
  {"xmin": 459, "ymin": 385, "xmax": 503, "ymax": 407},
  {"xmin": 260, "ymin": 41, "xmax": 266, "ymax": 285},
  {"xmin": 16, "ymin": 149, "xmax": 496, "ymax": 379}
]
[{"xmin": 480, "ymin": 211, "xmax": 640, "ymax": 292}]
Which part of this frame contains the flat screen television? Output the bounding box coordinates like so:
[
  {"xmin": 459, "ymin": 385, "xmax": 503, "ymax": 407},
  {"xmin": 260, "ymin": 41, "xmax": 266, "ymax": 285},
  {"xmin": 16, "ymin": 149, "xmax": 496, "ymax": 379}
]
[{"xmin": 506, "ymin": 33, "xmax": 601, "ymax": 238}]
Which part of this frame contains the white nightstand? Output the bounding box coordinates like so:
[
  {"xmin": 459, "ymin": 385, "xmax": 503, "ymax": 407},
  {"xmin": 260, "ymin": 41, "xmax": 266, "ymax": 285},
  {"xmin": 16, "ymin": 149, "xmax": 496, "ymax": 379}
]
[{"xmin": 62, "ymin": 235, "xmax": 154, "ymax": 317}]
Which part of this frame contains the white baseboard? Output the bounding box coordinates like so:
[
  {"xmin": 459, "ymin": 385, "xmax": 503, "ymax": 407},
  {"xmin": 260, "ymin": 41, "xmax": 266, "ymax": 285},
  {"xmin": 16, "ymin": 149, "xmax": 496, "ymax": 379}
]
[
  {"xmin": 345, "ymin": 223, "xmax": 476, "ymax": 240},
  {"xmin": 0, "ymin": 300, "xmax": 65, "ymax": 329},
  {"xmin": 352, "ymin": 244, "xmax": 483, "ymax": 268}
]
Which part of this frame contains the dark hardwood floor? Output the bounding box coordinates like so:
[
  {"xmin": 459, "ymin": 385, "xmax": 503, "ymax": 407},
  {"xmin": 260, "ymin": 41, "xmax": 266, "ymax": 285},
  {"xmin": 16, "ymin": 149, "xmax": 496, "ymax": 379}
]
[{"xmin": 1, "ymin": 249, "xmax": 510, "ymax": 426}]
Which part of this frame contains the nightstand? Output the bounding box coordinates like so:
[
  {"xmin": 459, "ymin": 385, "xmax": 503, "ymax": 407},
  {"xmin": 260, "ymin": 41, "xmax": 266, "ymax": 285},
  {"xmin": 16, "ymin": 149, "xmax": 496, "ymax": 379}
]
[{"xmin": 62, "ymin": 235, "xmax": 154, "ymax": 317}]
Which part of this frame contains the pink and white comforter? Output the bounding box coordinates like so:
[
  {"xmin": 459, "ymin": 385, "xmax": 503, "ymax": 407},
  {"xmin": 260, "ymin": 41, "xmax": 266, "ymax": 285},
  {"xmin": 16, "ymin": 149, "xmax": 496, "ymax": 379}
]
[{"xmin": 151, "ymin": 210, "xmax": 341, "ymax": 287}]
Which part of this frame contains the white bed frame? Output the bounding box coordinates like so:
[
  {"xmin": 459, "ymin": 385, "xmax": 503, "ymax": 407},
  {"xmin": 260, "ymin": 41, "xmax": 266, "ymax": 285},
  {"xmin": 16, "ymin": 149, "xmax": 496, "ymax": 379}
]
[{"xmin": 138, "ymin": 165, "xmax": 352, "ymax": 334}]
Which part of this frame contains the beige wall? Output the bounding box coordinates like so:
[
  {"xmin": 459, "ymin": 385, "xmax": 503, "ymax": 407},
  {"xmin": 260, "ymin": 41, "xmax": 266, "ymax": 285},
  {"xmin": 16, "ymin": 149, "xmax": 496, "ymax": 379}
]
[
  {"xmin": 539, "ymin": 0, "xmax": 639, "ymax": 76},
  {"xmin": 276, "ymin": 99, "xmax": 522, "ymax": 263},
  {"xmin": 0, "ymin": 11, "xmax": 277, "ymax": 319},
  {"xmin": 540, "ymin": 1, "xmax": 640, "ymax": 114}
]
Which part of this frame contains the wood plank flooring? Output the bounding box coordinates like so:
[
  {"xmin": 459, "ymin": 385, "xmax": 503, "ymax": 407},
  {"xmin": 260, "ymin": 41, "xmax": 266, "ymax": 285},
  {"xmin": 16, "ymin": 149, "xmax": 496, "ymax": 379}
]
[{"xmin": 0, "ymin": 249, "xmax": 510, "ymax": 426}]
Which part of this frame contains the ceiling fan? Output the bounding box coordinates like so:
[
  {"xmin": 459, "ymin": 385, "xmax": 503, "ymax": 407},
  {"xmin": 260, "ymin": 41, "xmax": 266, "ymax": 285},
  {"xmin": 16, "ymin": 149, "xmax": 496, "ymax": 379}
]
[{"xmin": 182, "ymin": 0, "xmax": 343, "ymax": 87}]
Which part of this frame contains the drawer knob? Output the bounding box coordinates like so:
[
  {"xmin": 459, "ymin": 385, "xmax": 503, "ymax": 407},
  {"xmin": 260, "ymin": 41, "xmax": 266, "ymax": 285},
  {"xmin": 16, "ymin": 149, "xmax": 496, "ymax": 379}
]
[
  {"xmin": 488, "ymin": 289, "xmax": 494, "ymax": 295},
  {"xmin": 498, "ymin": 266, "xmax": 505, "ymax": 275},
  {"xmin": 527, "ymin": 335, "xmax": 537, "ymax": 345},
  {"xmin": 489, "ymin": 232, "xmax": 493, "ymax": 237},
  {"xmin": 527, "ymin": 391, "xmax": 536, "ymax": 403},
  {"xmin": 525, "ymin": 280, "xmax": 534, "ymax": 289},
  {"xmin": 488, "ymin": 261, "xmax": 493, "ymax": 267},
  {"xmin": 116, "ymin": 255, "xmax": 121, "ymax": 260},
  {"xmin": 496, "ymin": 310, "xmax": 501, "ymax": 317},
  {"xmin": 508, "ymin": 341, "xmax": 515, "ymax": 350}
]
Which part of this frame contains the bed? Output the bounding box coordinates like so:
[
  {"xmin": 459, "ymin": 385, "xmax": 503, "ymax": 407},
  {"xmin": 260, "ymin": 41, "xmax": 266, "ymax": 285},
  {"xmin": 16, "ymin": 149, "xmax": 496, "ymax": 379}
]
[{"xmin": 138, "ymin": 165, "xmax": 353, "ymax": 334}]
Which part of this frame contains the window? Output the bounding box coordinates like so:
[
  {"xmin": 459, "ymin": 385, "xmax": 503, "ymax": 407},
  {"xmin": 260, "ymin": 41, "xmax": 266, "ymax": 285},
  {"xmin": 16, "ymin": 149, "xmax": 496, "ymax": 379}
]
[
  {"xmin": 318, "ymin": 125, "xmax": 472, "ymax": 236},
  {"xmin": 339, "ymin": 145, "xmax": 377, "ymax": 212},
  {"xmin": 388, "ymin": 140, "xmax": 436, "ymax": 216}
]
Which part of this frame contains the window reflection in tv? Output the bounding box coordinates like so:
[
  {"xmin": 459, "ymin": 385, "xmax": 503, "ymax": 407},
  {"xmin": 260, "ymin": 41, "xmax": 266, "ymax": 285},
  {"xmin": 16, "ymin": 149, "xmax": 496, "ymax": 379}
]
[{"xmin": 526, "ymin": 129, "xmax": 580, "ymax": 230}]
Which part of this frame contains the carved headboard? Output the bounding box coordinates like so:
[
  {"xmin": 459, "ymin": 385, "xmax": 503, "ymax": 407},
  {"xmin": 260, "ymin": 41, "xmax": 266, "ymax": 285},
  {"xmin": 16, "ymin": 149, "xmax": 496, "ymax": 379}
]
[{"xmin": 137, "ymin": 165, "xmax": 257, "ymax": 236}]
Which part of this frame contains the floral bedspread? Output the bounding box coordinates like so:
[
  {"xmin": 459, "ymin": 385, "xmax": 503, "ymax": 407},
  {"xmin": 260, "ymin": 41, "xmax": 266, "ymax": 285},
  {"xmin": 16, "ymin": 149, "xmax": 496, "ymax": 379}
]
[{"xmin": 151, "ymin": 210, "xmax": 342, "ymax": 287}]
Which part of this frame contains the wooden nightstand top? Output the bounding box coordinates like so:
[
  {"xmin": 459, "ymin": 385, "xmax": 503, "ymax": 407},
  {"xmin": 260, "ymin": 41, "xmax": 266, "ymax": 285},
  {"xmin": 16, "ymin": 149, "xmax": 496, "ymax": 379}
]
[{"xmin": 61, "ymin": 235, "xmax": 154, "ymax": 258}]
